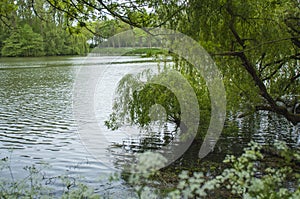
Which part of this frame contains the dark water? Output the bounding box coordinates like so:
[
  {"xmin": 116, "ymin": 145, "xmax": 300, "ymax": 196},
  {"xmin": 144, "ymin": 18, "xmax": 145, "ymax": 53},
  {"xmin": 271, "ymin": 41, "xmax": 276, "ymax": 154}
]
[
  {"xmin": 111, "ymin": 111, "xmax": 300, "ymax": 172},
  {"xmin": 0, "ymin": 56, "xmax": 299, "ymax": 197}
]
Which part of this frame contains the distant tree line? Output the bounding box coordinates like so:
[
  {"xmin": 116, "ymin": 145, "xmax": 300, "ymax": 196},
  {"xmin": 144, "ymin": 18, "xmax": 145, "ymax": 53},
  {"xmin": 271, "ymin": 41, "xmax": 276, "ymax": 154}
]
[
  {"xmin": 0, "ymin": 0, "xmax": 94, "ymax": 57},
  {"xmin": 89, "ymin": 20, "xmax": 161, "ymax": 49},
  {"xmin": 0, "ymin": 0, "xmax": 159, "ymax": 57}
]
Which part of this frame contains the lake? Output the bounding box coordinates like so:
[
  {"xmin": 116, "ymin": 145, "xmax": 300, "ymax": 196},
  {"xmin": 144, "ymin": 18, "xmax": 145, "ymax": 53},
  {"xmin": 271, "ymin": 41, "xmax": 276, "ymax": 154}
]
[
  {"xmin": 0, "ymin": 56, "xmax": 158, "ymax": 197},
  {"xmin": 0, "ymin": 56, "xmax": 299, "ymax": 197}
]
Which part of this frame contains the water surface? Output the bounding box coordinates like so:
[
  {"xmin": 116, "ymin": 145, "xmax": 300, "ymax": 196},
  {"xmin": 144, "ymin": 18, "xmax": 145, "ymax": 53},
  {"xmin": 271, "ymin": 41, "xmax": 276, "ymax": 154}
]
[
  {"xmin": 0, "ymin": 56, "xmax": 156, "ymax": 196},
  {"xmin": 0, "ymin": 56, "xmax": 299, "ymax": 197}
]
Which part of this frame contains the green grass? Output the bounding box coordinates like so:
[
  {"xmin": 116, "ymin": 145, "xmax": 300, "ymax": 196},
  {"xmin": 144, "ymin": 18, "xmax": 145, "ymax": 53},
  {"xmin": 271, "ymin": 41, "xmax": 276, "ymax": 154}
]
[
  {"xmin": 124, "ymin": 48, "xmax": 167, "ymax": 57},
  {"xmin": 89, "ymin": 47, "xmax": 168, "ymax": 57}
]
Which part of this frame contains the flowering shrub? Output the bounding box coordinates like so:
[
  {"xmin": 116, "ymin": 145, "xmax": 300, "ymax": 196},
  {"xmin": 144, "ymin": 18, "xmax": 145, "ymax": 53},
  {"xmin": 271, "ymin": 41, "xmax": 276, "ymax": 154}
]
[
  {"xmin": 1, "ymin": 141, "xmax": 299, "ymax": 198},
  {"xmin": 126, "ymin": 141, "xmax": 300, "ymax": 198},
  {"xmin": 166, "ymin": 141, "xmax": 300, "ymax": 199}
]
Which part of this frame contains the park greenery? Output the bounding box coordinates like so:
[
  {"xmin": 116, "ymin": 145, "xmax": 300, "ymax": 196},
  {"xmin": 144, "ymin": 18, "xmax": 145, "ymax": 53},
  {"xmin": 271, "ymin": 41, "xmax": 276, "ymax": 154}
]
[
  {"xmin": 0, "ymin": 0, "xmax": 159, "ymax": 56},
  {"xmin": 0, "ymin": 0, "xmax": 299, "ymax": 198},
  {"xmin": 1, "ymin": 141, "xmax": 299, "ymax": 198},
  {"xmin": 103, "ymin": 0, "xmax": 300, "ymax": 130},
  {"xmin": 0, "ymin": 0, "xmax": 90, "ymax": 56}
]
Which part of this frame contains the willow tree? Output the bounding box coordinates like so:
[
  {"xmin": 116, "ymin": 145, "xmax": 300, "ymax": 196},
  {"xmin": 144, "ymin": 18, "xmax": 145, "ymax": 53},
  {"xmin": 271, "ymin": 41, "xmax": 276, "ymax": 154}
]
[
  {"xmin": 173, "ymin": 0, "xmax": 300, "ymax": 124},
  {"xmin": 17, "ymin": 0, "xmax": 299, "ymax": 124}
]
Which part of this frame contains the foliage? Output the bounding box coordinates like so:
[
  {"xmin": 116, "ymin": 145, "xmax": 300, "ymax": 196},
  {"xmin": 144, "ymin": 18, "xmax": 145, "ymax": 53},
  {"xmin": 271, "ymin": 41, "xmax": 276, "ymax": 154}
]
[
  {"xmin": 60, "ymin": 183, "xmax": 100, "ymax": 199},
  {"xmin": 90, "ymin": 47, "xmax": 166, "ymax": 57},
  {"xmin": 100, "ymin": 0, "xmax": 300, "ymax": 131},
  {"xmin": 124, "ymin": 141, "xmax": 300, "ymax": 199},
  {"xmin": 0, "ymin": 0, "xmax": 91, "ymax": 57},
  {"xmin": 170, "ymin": 0, "xmax": 300, "ymax": 124},
  {"xmin": 0, "ymin": 153, "xmax": 100, "ymax": 199},
  {"xmin": 1, "ymin": 24, "xmax": 44, "ymax": 57},
  {"xmin": 1, "ymin": 142, "xmax": 300, "ymax": 198},
  {"xmin": 2, "ymin": 0, "xmax": 298, "ymax": 121},
  {"xmin": 90, "ymin": 19, "xmax": 132, "ymax": 47},
  {"xmin": 166, "ymin": 141, "xmax": 300, "ymax": 198},
  {"xmin": 124, "ymin": 48, "xmax": 167, "ymax": 57},
  {"xmin": 104, "ymin": 67, "xmax": 178, "ymax": 130},
  {"xmin": 0, "ymin": 0, "xmax": 299, "ymax": 197},
  {"xmin": 105, "ymin": 62, "xmax": 211, "ymax": 138},
  {"xmin": 0, "ymin": 154, "xmax": 51, "ymax": 198},
  {"xmin": 127, "ymin": 152, "xmax": 167, "ymax": 199}
]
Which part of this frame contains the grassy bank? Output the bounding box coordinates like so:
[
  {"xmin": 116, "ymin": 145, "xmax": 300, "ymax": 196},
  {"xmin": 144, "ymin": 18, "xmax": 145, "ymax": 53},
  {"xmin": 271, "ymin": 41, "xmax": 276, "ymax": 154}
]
[{"xmin": 90, "ymin": 47, "xmax": 168, "ymax": 57}]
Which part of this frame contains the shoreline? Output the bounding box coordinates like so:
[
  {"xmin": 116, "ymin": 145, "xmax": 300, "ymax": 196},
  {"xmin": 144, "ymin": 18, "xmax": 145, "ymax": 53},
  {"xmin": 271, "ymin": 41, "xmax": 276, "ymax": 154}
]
[{"xmin": 0, "ymin": 47, "xmax": 167, "ymax": 59}]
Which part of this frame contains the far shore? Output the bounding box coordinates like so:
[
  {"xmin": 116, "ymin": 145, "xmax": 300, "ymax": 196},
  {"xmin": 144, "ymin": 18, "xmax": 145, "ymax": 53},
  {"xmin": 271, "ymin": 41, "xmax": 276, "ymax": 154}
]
[{"xmin": 0, "ymin": 47, "xmax": 168, "ymax": 59}]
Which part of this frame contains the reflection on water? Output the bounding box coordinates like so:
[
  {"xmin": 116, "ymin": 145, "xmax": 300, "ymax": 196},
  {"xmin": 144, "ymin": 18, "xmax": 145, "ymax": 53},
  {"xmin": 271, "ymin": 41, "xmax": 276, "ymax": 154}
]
[
  {"xmin": 0, "ymin": 56, "xmax": 299, "ymax": 196},
  {"xmin": 109, "ymin": 124, "xmax": 178, "ymax": 169},
  {"xmin": 110, "ymin": 109, "xmax": 300, "ymax": 170}
]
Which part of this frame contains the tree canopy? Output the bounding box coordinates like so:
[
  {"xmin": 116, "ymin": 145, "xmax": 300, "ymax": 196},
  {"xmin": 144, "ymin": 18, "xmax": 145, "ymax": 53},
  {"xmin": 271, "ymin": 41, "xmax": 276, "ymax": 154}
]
[
  {"xmin": 1, "ymin": 0, "xmax": 299, "ymax": 126},
  {"xmin": 177, "ymin": 0, "xmax": 300, "ymax": 125},
  {"xmin": 0, "ymin": 0, "xmax": 92, "ymax": 56},
  {"xmin": 100, "ymin": 0, "xmax": 300, "ymax": 127}
]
